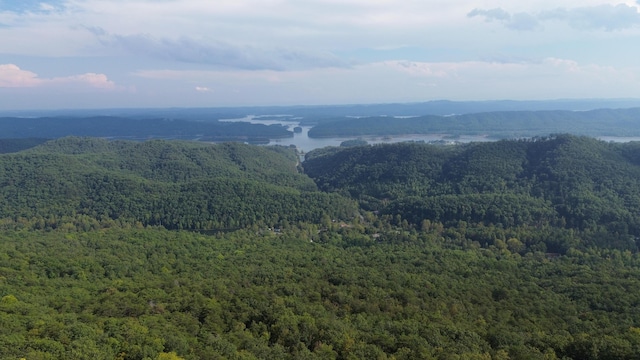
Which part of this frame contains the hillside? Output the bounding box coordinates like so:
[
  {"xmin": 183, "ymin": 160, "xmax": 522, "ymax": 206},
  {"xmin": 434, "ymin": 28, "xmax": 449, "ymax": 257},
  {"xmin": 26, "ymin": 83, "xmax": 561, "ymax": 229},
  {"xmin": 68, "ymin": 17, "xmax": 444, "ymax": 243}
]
[
  {"xmin": 7, "ymin": 99, "xmax": 640, "ymax": 118},
  {"xmin": 303, "ymin": 135, "xmax": 640, "ymax": 251},
  {"xmin": 0, "ymin": 138, "xmax": 49, "ymax": 153},
  {"xmin": 5, "ymin": 106, "xmax": 640, "ymax": 144},
  {"xmin": 0, "ymin": 116, "xmax": 291, "ymax": 141},
  {"xmin": 0, "ymin": 137, "xmax": 356, "ymax": 230},
  {"xmin": 3, "ymin": 135, "xmax": 640, "ymax": 359}
]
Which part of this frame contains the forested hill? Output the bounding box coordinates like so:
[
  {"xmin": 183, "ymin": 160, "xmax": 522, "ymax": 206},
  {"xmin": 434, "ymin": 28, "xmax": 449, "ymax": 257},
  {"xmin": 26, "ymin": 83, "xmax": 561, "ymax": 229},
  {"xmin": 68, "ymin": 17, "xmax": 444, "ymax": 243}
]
[
  {"xmin": 303, "ymin": 135, "xmax": 640, "ymax": 251},
  {"xmin": 0, "ymin": 138, "xmax": 48, "ymax": 153},
  {"xmin": 6, "ymin": 136, "xmax": 640, "ymax": 359},
  {"xmin": 306, "ymin": 107, "xmax": 640, "ymax": 138},
  {"xmin": 0, "ymin": 137, "xmax": 355, "ymax": 230},
  {"xmin": 0, "ymin": 116, "xmax": 291, "ymax": 141}
]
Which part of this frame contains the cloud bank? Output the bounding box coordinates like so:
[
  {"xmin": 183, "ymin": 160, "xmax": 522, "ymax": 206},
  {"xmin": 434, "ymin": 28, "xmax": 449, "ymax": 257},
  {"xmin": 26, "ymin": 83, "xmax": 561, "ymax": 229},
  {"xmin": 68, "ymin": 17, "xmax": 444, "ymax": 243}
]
[
  {"xmin": 469, "ymin": 3, "xmax": 640, "ymax": 31},
  {"xmin": 89, "ymin": 28, "xmax": 348, "ymax": 71},
  {"xmin": 131, "ymin": 57, "xmax": 640, "ymax": 105},
  {"xmin": 1, "ymin": 0, "xmax": 640, "ymax": 108},
  {"xmin": 0, "ymin": 64, "xmax": 116, "ymax": 89}
]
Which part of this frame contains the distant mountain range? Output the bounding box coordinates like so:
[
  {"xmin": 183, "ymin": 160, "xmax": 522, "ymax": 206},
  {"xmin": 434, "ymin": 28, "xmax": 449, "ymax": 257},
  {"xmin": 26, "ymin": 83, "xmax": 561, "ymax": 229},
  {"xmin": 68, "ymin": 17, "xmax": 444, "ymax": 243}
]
[
  {"xmin": 307, "ymin": 107, "xmax": 640, "ymax": 138},
  {"xmin": 3, "ymin": 98, "xmax": 640, "ymax": 118},
  {"xmin": 2, "ymin": 99, "xmax": 640, "ymax": 141}
]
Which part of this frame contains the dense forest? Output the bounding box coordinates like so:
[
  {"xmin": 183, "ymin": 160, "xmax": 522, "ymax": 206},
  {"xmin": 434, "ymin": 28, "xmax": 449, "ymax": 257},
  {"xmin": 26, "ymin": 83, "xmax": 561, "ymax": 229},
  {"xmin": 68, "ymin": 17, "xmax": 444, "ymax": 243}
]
[
  {"xmin": 0, "ymin": 137, "xmax": 354, "ymax": 231},
  {"xmin": 304, "ymin": 135, "xmax": 640, "ymax": 252},
  {"xmin": 2, "ymin": 135, "xmax": 640, "ymax": 359},
  {"xmin": 306, "ymin": 108, "xmax": 640, "ymax": 138},
  {"xmin": 0, "ymin": 117, "xmax": 291, "ymax": 142}
]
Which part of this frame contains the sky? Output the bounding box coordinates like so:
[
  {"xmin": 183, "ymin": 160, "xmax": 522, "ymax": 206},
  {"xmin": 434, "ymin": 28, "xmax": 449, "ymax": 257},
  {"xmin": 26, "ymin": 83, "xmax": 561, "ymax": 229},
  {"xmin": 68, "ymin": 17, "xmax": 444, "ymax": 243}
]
[{"xmin": 1, "ymin": 0, "xmax": 640, "ymax": 110}]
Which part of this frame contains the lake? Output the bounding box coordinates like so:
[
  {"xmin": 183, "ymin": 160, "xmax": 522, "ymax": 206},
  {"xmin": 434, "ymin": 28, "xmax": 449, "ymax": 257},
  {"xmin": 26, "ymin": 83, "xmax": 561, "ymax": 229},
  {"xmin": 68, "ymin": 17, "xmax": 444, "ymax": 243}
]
[
  {"xmin": 220, "ymin": 116, "xmax": 640, "ymax": 154},
  {"xmin": 219, "ymin": 116, "xmax": 493, "ymax": 153}
]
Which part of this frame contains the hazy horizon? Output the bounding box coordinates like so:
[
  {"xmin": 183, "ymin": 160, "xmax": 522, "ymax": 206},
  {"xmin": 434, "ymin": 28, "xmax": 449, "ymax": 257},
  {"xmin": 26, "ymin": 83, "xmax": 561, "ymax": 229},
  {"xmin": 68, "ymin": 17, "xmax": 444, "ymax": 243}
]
[{"xmin": 2, "ymin": 1, "xmax": 640, "ymax": 110}]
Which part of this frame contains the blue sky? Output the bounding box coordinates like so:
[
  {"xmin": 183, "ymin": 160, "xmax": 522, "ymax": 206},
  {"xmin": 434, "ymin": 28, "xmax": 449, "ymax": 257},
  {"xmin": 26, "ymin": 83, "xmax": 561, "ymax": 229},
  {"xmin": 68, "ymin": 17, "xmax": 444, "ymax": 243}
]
[
  {"xmin": 0, "ymin": 0, "xmax": 65, "ymax": 13},
  {"xmin": 1, "ymin": 0, "xmax": 640, "ymax": 110}
]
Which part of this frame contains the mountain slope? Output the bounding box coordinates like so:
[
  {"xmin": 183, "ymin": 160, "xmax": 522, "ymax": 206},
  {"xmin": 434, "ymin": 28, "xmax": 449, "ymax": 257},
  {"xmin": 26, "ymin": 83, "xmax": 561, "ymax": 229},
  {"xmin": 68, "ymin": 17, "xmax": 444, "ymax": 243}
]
[
  {"xmin": 0, "ymin": 137, "xmax": 356, "ymax": 230},
  {"xmin": 303, "ymin": 135, "xmax": 640, "ymax": 250}
]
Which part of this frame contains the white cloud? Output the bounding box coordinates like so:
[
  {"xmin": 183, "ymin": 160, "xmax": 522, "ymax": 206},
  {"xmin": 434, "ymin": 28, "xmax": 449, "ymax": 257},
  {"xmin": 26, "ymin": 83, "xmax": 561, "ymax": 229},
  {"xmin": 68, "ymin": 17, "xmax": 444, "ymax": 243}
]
[
  {"xmin": 0, "ymin": 64, "xmax": 40, "ymax": 87},
  {"xmin": 2, "ymin": 0, "xmax": 640, "ymax": 108},
  {"xmin": 372, "ymin": 61, "xmax": 449, "ymax": 77},
  {"xmin": 0, "ymin": 0, "xmax": 66, "ymax": 14},
  {"xmin": 0, "ymin": 64, "xmax": 116, "ymax": 89},
  {"xmin": 470, "ymin": 3, "xmax": 640, "ymax": 31},
  {"xmin": 0, "ymin": 1, "xmax": 474, "ymax": 58},
  {"xmin": 54, "ymin": 73, "xmax": 116, "ymax": 89},
  {"xmin": 88, "ymin": 28, "xmax": 348, "ymax": 71},
  {"xmin": 129, "ymin": 57, "xmax": 640, "ymax": 105},
  {"xmin": 467, "ymin": 8, "xmax": 541, "ymax": 31},
  {"xmin": 540, "ymin": 4, "xmax": 640, "ymax": 30},
  {"xmin": 3, "ymin": 1, "xmax": 638, "ymax": 60}
]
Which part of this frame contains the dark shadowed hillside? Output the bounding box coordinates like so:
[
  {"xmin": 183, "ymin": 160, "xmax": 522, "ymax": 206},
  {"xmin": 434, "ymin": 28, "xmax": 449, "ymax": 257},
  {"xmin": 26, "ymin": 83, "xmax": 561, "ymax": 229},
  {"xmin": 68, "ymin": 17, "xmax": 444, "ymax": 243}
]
[{"xmin": 0, "ymin": 138, "xmax": 49, "ymax": 153}]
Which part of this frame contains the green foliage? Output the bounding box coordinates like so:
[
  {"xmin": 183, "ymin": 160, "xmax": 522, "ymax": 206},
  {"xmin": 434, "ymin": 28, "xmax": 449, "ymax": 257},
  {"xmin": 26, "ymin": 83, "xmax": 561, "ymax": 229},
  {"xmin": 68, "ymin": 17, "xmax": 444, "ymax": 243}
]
[
  {"xmin": 304, "ymin": 135, "xmax": 640, "ymax": 251},
  {"xmin": 1, "ymin": 227, "xmax": 640, "ymax": 359},
  {"xmin": 339, "ymin": 139, "xmax": 368, "ymax": 147},
  {"xmin": 3, "ymin": 134, "xmax": 640, "ymax": 359},
  {"xmin": 0, "ymin": 138, "xmax": 356, "ymax": 230}
]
